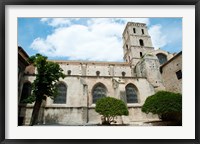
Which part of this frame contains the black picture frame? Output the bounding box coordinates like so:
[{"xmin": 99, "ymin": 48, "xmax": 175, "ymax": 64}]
[{"xmin": 0, "ymin": 0, "xmax": 199, "ymax": 144}]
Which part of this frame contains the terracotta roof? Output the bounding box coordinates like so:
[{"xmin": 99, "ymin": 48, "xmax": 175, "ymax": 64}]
[{"xmin": 18, "ymin": 46, "xmax": 29, "ymax": 59}]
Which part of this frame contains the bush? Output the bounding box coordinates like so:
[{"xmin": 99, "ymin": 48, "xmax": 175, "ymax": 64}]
[
  {"xmin": 142, "ymin": 91, "xmax": 182, "ymax": 122},
  {"xmin": 95, "ymin": 97, "xmax": 129, "ymax": 125}
]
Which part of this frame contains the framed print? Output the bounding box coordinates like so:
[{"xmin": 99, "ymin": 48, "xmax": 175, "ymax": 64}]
[{"xmin": 0, "ymin": 0, "xmax": 199, "ymax": 144}]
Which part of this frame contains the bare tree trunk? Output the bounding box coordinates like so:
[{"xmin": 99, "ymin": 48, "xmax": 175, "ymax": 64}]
[{"xmin": 29, "ymin": 98, "xmax": 42, "ymax": 126}]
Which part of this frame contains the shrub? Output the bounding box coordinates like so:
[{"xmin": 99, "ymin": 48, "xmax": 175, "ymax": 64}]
[
  {"xmin": 142, "ymin": 91, "xmax": 182, "ymax": 122},
  {"xmin": 95, "ymin": 97, "xmax": 129, "ymax": 125}
]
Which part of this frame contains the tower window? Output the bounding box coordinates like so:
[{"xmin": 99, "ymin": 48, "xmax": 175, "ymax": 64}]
[
  {"xmin": 139, "ymin": 39, "xmax": 144, "ymax": 46},
  {"xmin": 133, "ymin": 28, "xmax": 136, "ymax": 33},
  {"xmin": 141, "ymin": 29, "xmax": 144, "ymax": 34},
  {"xmin": 140, "ymin": 52, "xmax": 143, "ymax": 57},
  {"xmin": 126, "ymin": 44, "xmax": 128, "ymax": 50},
  {"xmin": 176, "ymin": 70, "xmax": 182, "ymax": 80}
]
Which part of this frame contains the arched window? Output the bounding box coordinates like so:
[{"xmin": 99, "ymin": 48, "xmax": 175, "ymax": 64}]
[
  {"xmin": 54, "ymin": 82, "xmax": 67, "ymax": 104},
  {"xmin": 156, "ymin": 53, "xmax": 167, "ymax": 65},
  {"xmin": 92, "ymin": 83, "xmax": 107, "ymax": 103},
  {"xmin": 139, "ymin": 39, "xmax": 144, "ymax": 46},
  {"xmin": 125, "ymin": 84, "xmax": 138, "ymax": 103},
  {"xmin": 20, "ymin": 82, "xmax": 32, "ymax": 103}
]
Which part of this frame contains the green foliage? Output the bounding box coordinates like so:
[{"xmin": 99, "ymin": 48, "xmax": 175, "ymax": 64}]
[
  {"xmin": 20, "ymin": 94, "xmax": 36, "ymax": 104},
  {"xmin": 142, "ymin": 91, "xmax": 182, "ymax": 121},
  {"xmin": 27, "ymin": 53, "xmax": 65, "ymax": 125},
  {"xmin": 27, "ymin": 53, "xmax": 66, "ymax": 103},
  {"xmin": 95, "ymin": 97, "xmax": 129, "ymax": 125}
]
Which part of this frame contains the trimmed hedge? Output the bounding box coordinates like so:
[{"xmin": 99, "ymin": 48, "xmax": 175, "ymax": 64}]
[
  {"xmin": 95, "ymin": 97, "xmax": 129, "ymax": 125},
  {"xmin": 142, "ymin": 91, "xmax": 182, "ymax": 122}
]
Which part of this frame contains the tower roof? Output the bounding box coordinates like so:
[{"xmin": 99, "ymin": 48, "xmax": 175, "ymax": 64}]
[{"xmin": 122, "ymin": 22, "xmax": 147, "ymax": 36}]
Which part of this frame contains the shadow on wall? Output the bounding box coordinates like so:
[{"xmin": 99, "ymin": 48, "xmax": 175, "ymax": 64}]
[{"xmin": 44, "ymin": 114, "xmax": 59, "ymax": 124}]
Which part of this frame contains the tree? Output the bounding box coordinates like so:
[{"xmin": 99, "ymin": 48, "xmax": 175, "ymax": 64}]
[
  {"xmin": 27, "ymin": 54, "xmax": 65, "ymax": 126},
  {"xmin": 142, "ymin": 91, "xmax": 182, "ymax": 122},
  {"xmin": 95, "ymin": 97, "xmax": 129, "ymax": 125}
]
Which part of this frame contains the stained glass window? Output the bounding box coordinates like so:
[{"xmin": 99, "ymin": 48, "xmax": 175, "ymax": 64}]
[
  {"xmin": 92, "ymin": 83, "xmax": 106, "ymax": 103},
  {"xmin": 54, "ymin": 83, "xmax": 67, "ymax": 104},
  {"xmin": 126, "ymin": 84, "xmax": 138, "ymax": 103}
]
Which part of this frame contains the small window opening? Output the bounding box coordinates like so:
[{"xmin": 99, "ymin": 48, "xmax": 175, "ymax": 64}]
[
  {"xmin": 141, "ymin": 29, "xmax": 144, "ymax": 34},
  {"xmin": 67, "ymin": 70, "xmax": 71, "ymax": 75},
  {"xmin": 126, "ymin": 44, "xmax": 128, "ymax": 50},
  {"xmin": 140, "ymin": 52, "xmax": 143, "ymax": 58},
  {"xmin": 176, "ymin": 70, "xmax": 182, "ymax": 80},
  {"xmin": 133, "ymin": 28, "xmax": 136, "ymax": 33},
  {"xmin": 122, "ymin": 71, "xmax": 126, "ymax": 77},
  {"xmin": 139, "ymin": 39, "xmax": 144, "ymax": 46},
  {"xmin": 96, "ymin": 71, "xmax": 100, "ymax": 76}
]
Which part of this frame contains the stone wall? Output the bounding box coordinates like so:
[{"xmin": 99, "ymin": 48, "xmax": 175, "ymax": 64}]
[
  {"xmin": 20, "ymin": 72, "xmax": 158, "ymax": 125},
  {"xmin": 56, "ymin": 61, "xmax": 133, "ymax": 77},
  {"xmin": 20, "ymin": 105, "xmax": 159, "ymax": 125},
  {"xmin": 135, "ymin": 55, "xmax": 165, "ymax": 91},
  {"xmin": 160, "ymin": 52, "xmax": 182, "ymax": 93}
]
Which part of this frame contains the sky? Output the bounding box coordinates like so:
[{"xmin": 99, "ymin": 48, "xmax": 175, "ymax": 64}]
[{"xmin": 18, "ymin": 18, "xmax": 182, "ymax": 62}]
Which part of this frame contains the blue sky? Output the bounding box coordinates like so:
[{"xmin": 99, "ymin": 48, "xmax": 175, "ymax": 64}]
[{"xmin": 18, "ymin": 18, "xmax": 182, "ymax": 61}]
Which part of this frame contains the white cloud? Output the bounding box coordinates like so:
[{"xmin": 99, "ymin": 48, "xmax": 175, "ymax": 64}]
[
  {"xmin": 31, "ymin": 18, "xmax": 167, "ymax": 61},
  {"xmin": 148, "ymin": 24, "xmax": 168, "ymax": 50},
  {"xmin": 40, "ymin": 18, "xmax": 49, "ymax": 22},
  {"xmin": 116, "ymin": 18, "xmax": 150, "ymax": 25},
  {"xmin": 40, "ymin": 18, "xmax": 80, "ymax": 27},
  {"xmin": 30, "ymin": 20, "xmax": 125, "ymax": 61},
  {"xmin": 87, "ymin": 18, "xmax": 150, "ymax": 26}
]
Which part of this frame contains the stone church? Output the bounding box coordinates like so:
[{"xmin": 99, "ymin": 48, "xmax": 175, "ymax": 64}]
[{"xmin": 18, "ymin": 22, "xmax": 181, "ymax": 125}]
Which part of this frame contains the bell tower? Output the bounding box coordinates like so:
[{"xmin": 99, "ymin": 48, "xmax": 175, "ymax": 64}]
[{"xmin": 122, "ymin": 22, "xmax": 154, "ymax": 66}]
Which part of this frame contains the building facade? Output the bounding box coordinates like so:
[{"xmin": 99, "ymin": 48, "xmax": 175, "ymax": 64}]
[
  {"xmin": 160, "ymin": 51, "xmax": 182, "ymax": 93},
  {"xmin": 18, "ymin": 22, "xmax": 181, "ymax": 125},
  {"xmin": 18, "ymin": 46, "xmax": 30, "ymax": 125}
]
